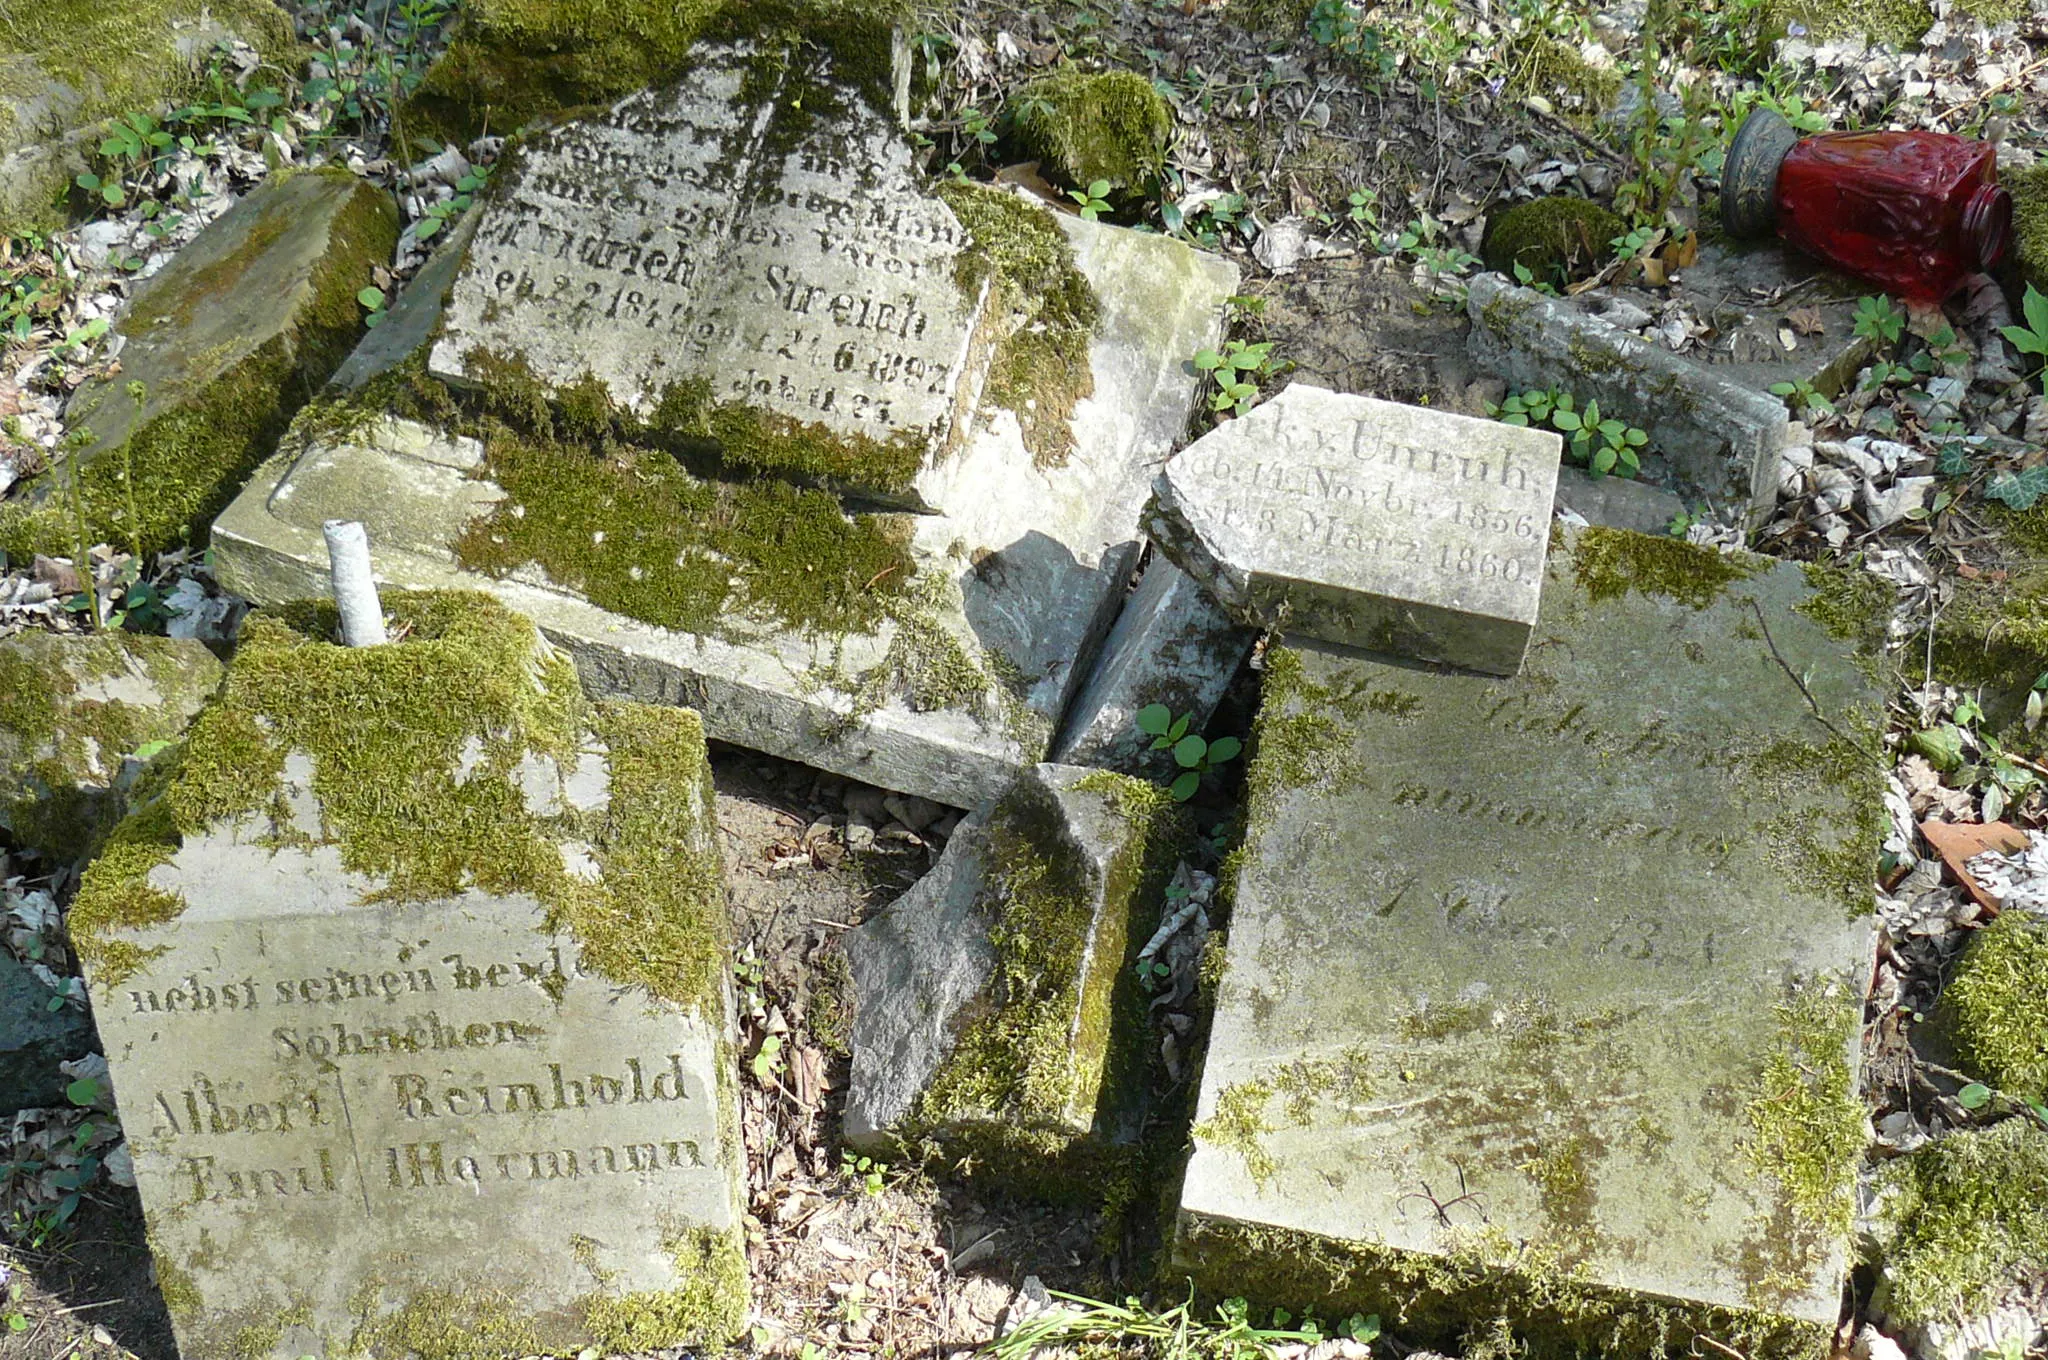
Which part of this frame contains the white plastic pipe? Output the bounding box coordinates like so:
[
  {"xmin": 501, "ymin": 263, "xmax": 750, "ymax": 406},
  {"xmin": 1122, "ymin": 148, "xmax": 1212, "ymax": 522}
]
[{"xmin": 322, "ymin": 519, "xmax": 387, "ymax": 647}]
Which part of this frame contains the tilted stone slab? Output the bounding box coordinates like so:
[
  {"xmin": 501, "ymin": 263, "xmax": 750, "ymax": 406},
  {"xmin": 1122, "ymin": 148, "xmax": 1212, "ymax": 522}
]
[
  {"xmin": 215, "ymin": 212, "xmax": 1237, "ymax": 809},
  {"xmin": 72, "ymin": 594, "xmax": 744, "ymax": 1360},
  {"xmin": 429, "ymin": 44, "xmax": 991, "ymax": 510},
  {"xmin": 0, "ymin": 169, "xmax": 396, "ymax": 560},
  {"xmin": 1174, "ymin": 528, "xmax": 1886, "ymax": 1359},
  {"xmin": 842, "ymin": 764, "xmax": 1184, "ymax": 1184},
  {"xmin": 1467, "ymin": 273, "xmax": 1794, "ymax": 527},
  {"xmin": 1051, "ymin": 556, "xmax": 1255, "ymax": 778},
  {"xmin": 1144, "ymin": 385, "xmax": 1561, "ymax": 675},
  {"xmin": 0, "ymin": 630, "xmax": 222, "ymax": 863}
]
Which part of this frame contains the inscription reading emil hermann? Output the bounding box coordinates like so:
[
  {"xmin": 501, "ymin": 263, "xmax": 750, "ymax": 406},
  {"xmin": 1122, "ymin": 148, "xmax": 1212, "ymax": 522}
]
[{"xmin": 1145, "ymin": 385, "xmax": 1563, "ymax": 675}]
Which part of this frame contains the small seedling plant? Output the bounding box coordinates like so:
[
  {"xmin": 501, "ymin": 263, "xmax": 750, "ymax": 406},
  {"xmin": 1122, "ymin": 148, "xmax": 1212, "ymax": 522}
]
[
  {"xmin": 1491, "ymin": 388, "xmax": 1648, "ymax": 478},
  {"xmin": 840, "ymin": 1149, "xmax": 888, "ymax": 1197},
  {"xmin": 2000, "ymin": 283, "xmax": 2048, "ymax": 396},
  {"xmin": 1852, "ymin": 293, "xmax": 1905, "ymax": 346},
  {"xmin": 1136, "ymin": 704, "xmax": 1242, "ymax": 801},
  {"xmin": 1193, "ymin": 340, "xmax": 1281, "ymax": 418},
  {"xmin": 1069, "ymin": 178, "xmax": 1113, "ymax": 221}
]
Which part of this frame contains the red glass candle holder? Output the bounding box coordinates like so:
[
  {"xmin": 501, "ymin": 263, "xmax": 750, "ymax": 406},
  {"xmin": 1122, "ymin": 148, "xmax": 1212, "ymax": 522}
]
[{"xmin": 1722, "ymin": 108, "xmax": 2013, "ymax": 302}]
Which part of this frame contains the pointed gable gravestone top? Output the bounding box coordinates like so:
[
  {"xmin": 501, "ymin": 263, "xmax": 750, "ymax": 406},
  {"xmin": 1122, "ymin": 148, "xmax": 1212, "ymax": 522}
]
[
  {"xmin": 1144, "ymin": 384, "xmax": 1562, "ymax": 674},
  {"xmin": 429, "ymin": 43, "xmax": 992, "ymax": 508}
]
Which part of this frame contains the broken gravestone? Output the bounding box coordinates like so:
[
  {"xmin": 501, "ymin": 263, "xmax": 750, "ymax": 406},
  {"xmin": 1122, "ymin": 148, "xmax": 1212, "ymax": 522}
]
[
  {"xmin": 428, "ymin": 43, "xmax": 990, "ymax": 511},
  {"xmin": 842, "ymin": 763, "xmax": 1184, "ymax": 1190},
  {"xmin": 71, "ymin": 591, "xmax": 744, "ymax": 1360},
  {"xmin": 1, "ymin": 951, "xmax": 96, "ymax": 1115},
  {"xmin": 0, "ymin": 629, "xmax": 223, "ymax": 862},
  {"xmin": 1144, "ymin": 384, "xmax": 1562, "ymax": 675},
  {"xmin": 1175, "ymin": 527, "xmax": 1888, "ymax": 1360},
  {"xmin": 0, "ymin": 169, "xmax": 397, "ymax": 561},
  {"xmin": 211, "ymin": 41, "xmax": 1235, "ymax": 811},
  {"xmin": 1050, "ymin": 556, "xmax": 1255, "ymax": 778}
]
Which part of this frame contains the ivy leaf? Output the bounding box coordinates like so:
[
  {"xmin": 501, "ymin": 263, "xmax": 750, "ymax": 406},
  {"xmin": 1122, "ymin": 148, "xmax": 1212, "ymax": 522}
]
[
  {"xmin": 1136, "ymin": 703, "xmax": 1173, "ymax": 736},
  {"xmin": 1173, "ymin": 734, "xmax": 1208, "ymax": 768},
  {"xmin": 1907, "ymin": 723, "xmax": 1966, "ymax": 771},
  {"xmin": 1957, "ymin": 1082, "xmax": 1992, "ymax": 1110},
  {"xmin": 1169, "ymin": 770, "xmax": 1200, "ymax": 801}
]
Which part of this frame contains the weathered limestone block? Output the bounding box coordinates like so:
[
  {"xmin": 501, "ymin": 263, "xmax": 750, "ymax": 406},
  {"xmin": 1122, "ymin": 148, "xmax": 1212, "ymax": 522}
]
[
  {"xmin": 430, "ymin": 44, "xmax": 991, "ymax": 511},
  {"xmin": 1466, "ymin": 273, "xmax": 1793, "ymax": 526},
  {"xmin": 842, "ymin": 764, "xmax": 1184, "ymax": 1180},
  {"xmin": 0, "ymin": 952, "xmax": 96, "ymax": 1115},
  {"xmin": 0, "ymin": 169, "xmax": 397, "ymax": 559},
  {"xmin": 0, "ymin": 0, "xmax": 294, "ymax": 236},
  {"xmin": 1144, "ymin": 385, "xmax": 1561, "ymax": 675},
  {"xmin": 1175, "ymin": 527, "xmax": 1888, "ymax": 1360},
  {"xmin": 1051, "ymin": 556, "xmax": 1255, "ymax": 777},
  {"xmin": 214, "ymin": 202, "xmax": 1236, "ymax": 808},
  {"xmin": 0, "ymin": 630, "xmax": 223, "ymax": 862},
  {"xmin": 72, "ymin": 592, "xmax": 744, "ymax": 1360}
]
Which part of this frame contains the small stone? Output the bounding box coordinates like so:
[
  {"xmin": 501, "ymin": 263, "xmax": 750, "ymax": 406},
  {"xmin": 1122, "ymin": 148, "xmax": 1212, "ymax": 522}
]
[
  {"xmin": 843, "ymin": 786, "xmax": 889, "ymax": 824},
  {"xmin": 0, "ymin": 953, "xmax": 94, "ymax": 1115},
  {"xmin": 883, "ymin": 794, "xmax": 943, "ymax": 833}
]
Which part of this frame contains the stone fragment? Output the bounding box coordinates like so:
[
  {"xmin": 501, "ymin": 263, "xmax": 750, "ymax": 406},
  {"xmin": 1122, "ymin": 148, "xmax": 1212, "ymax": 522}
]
[
  {"xmin": 1551, "ymin": 464, "xmax": 1688, "ymax": 537},
  {"xmin": 0, "ymin": 0, "xmax": 294, "ymax": 236},
  {"xmin": 0, "ymin": 952, "xmax": 96, "ymax": 1115},
  {"xmin": 1467, "ymin": 272, "xmax": 1794, "ymax": 524},
  {"xmin": 1143, "ymin": 385, "xmax": 1560, "ymax": 675},
  {"xmin": 843, "ymin": 764, "xmax": 1184, "ymax": 1179},
  {"xmin": 327, "ymin": 209, "xmax": 479, "ymax": 394},
  {"xmin": 0, "ymin": 170, "xmax": 397, "ymax": 560},
  {"xmin": 429, "ymin": 45, "xmax": 991, "ymax": 510},
  {"xmin": 1051, "ymin": 556, "xmax": 1256, "ymax": 777},
  {"xmin": 72, "ymin": 592, "xmax": 744, "ymax": 1359},
  {"xmin": 0, "ymin": 630, "xmax": 223, "ymax": 862},
  {"xmin": 1174, "ymin": 527, "xmax": 1886, "ymax": 1357},
  {"xmin": 214, "ymin": 208, "xmax": 1236, "ymax": 808}
]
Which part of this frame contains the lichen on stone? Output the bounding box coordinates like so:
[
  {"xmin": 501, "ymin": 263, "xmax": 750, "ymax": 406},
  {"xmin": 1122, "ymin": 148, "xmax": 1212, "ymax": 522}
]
[
  {"xmin": 1878, "ymin": 1117, "xmax": 2048, "ymax": 1325},
  {"xmin": 579, "ymin": 1226, "xmax": 748, "ymax": 1351},
  {"xmin": 1941, "ymin": 911, "xmax": 2048, "ymax": 1102},
  {"xmin": 347, "ymin": 1282, "xmax": 544, "ymax": 1360},
  {"xmin": 1570, "ymin": 526, "xmax": 1762, "ymax": 610},
  {"xmin": 1007, "ymin": 67, "xmax": 1171, "ymax": 197}
]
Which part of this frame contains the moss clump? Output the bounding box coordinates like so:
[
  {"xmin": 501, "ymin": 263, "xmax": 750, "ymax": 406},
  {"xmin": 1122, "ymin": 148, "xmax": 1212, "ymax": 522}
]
[
  {"xmin": 0, "ymin": 171, "xmax": 396, "ymax": 560},
  {"xmin": 402, "ymin": 0, "xmax": 909, "ymax": 148},
  {"xmin": 1174, "ymin": 1216, "xmax": 1833, "ymax": 1360},
  {"xmin": 1796, "ymin": 560, "xmax": 1894, "ymax": 650},
  {"xmin": 0, "ymin": 631, "xmax": 221, "ymax": 862},
  {"xmin": 1926, "ymin": 569, "xmax": 2048, "ymax": 731},
  {"xmin": 649, "ymin": 375, "xmax": 928, "ymax": 501},
  {"xmin": 348, "ymin": 1284, "xmax": 544, "ymax": 1360},
  {"xmin": 1502, "ymin": 36, "xmax": 1619, "ymax": 115},
  {"xmin": 1880, "ymin": 1118, "xmax": 2048, "ymax": 1324},
  {"xmin": 915, "ymin": 770, "xmax": 1187, "ymax": 1163},
  {"xmin": 68, "ymin": 591, "xmax": 729, "ymax": 1015},
  {"xmin": 1764, "ymin": 0, "xmax": 1933, "ymax": 47},
  {"xmin": 935, "ymin": 181, "xmax": 1102, "ymax": 467},
  {"xmin": 580, "ymin": 1227, "xmax": 748, "ymax": 1351},
  {"xmin": 1481, "ymin": 197, "xmax": 1626, "ymax": 289},
  {"xmin": 1571, "ymin": 526, "xmax": 1762, "ymax": 610},
  {"xmin": 1008, "ymin": 68, "xmax": 1171, "ymax": 197},
  {"xmin": 1738, "ymin": 980, "xmax": 1865, "ymax": 1308},
  {"xmin": 1942, "ymin": 912, "xmax": 2048, "ymax": 1102},
  {"xmin": 2007, "ymin": 163, "xmax": 2048, "ymax": 301}
]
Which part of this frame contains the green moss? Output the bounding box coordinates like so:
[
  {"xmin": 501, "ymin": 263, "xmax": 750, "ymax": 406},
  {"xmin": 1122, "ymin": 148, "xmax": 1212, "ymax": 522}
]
[
  {"xmin": 1481, "ymin": 197, "xmax": 1626, "ymax": 289},
  {"xmin": 1739, "ymin": 727, "xmax": 1887, "ymax": 918},
  {"xmin": 1880, "ymin": 1118, "xmax": 2048, "ymax": 1324},
  {"xmin": 0, "ymin": 631, "xmax": 220, "ymax": 862},
  {"xmin": 1195, "ymin": 1045, "xmax": 1376, "ymax": 1188},
  {"xmin": 348, "ymin": 1285, "xmax": 544, "ymax": 1360},
  {"xmin": 402, "ymin": 0, "xmax": 910, "ymax": 149},
  {"xmin": 1194, "ymin": 1078, "xmax": 1278, "ymax": 1184},
  {"xmin": 1795, "ymin": 560, "xmax": 1893, "ymax": 649},
  {"xmin": 1174, "ymin": 1215, "xmax": 1833, "ymax": 1360},
  {"xmin": 2008, "ymin": 164, "xmax": 2048, "ymax": 299},
  {"xmin": 0, "ymin": 172, "xmax": 396, "ymax": 560},
  {"xmin": 649, "ymin": 375, "xmax": 927, "ymax": 500},
  {"xmin": 1764, "ymin": 0, "xmax": 1933, "ymax": 45},
  {"xmin": 154, "ymin": 1250, "xmax": 202, "ymax": 1321},
  {"xmin": 580, "ymin": 1227, "xmax": 748, "ymax": 1351},
  {"xmin": 1008, "ymin": 68, "xmax": 1171, "ymax": 196},
  {"xmin": 935, "ymin": 181, "xmax": 1101, "ymax": 467},
  {"xmin": 1738, "ymin": 980, "xmax": 1864, "ymax": 1309},
  {"xmin": 69, "ymin": 592, "xmax": 729, "ymax": 1015},
  {"xmin": 1942, "ymin": 912, "xmax": 2048, "ymax": 1103},
  {"xmin": 1503, "ymin": 36, "xmax": 1619, "ymax": 115},
  {"xmin": 1571, "ymin": 526, "xmax": 1762, "ymax": 610},
  {"xmin": 914, "ymin": 770, "xmax": 1187, "ymax": 1170}
]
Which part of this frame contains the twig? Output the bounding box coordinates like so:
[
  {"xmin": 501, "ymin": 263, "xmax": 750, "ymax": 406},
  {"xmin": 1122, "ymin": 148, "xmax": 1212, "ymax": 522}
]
[{"xmin": 1746, "ymin": 597, "xmax": 1849, "ymax": 745}]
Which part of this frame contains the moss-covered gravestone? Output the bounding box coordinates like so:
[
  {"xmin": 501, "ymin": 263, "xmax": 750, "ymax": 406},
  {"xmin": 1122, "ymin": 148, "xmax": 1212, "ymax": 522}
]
[
  {"xmin": 212, "ymin": 36, "xmax": 1236, "ymax": 809},
  {"xmin": 0, "ymin": 630, "xmax": 223, "ymax": 863},
  {"xmin": 0, "ymin": 169, "xmax": 396, "ymax": 561},
  {"xmin": 73, "ymin": 592, "xmax": 744, "ymax": 1360},
  {"xmin": 842, "ymin": 764, "xmax": 1185, "ymax": 1187},
  {"xmin": 1175, "ymin": 528, "xmax": 1889, "ymax": 1360}
]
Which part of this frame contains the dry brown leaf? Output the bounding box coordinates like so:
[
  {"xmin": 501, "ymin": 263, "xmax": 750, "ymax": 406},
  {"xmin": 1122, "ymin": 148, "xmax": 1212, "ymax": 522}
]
[{"xmin": 1788, "ymin": 306, "xmax": 1826, "ymax": 336}]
